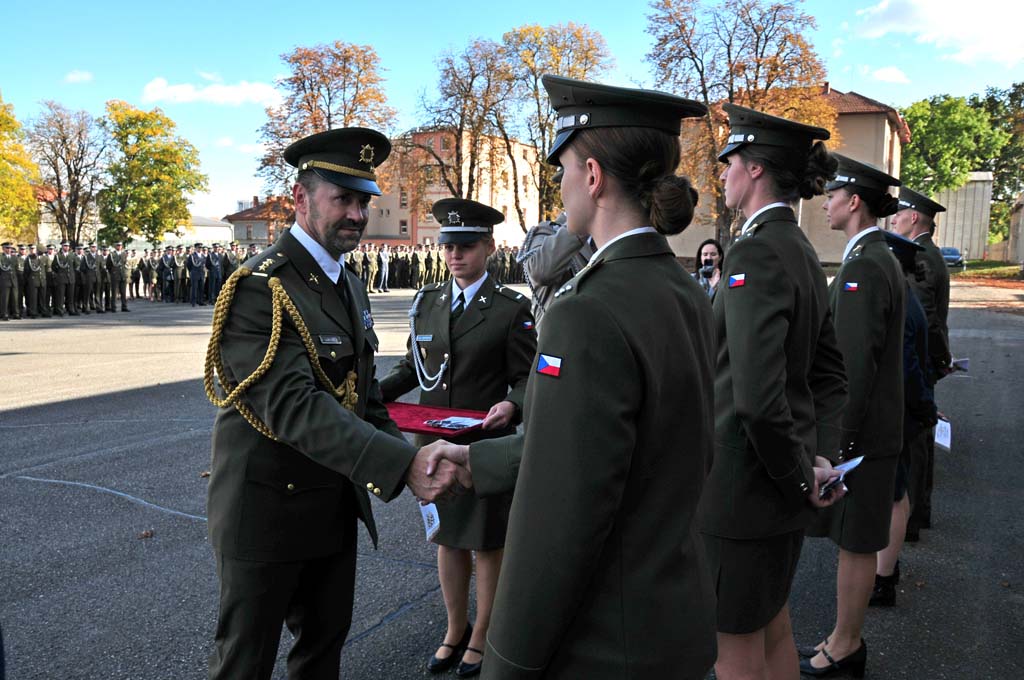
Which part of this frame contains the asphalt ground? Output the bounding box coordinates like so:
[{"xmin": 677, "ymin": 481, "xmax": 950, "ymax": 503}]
[{"xmin": 1, "ymin": 284, "xmax": 1022, "ymax": 679}]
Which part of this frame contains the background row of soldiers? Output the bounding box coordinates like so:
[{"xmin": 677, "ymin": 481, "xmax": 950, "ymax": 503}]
[
  {"xmin": 144, "ymin": 242, "xmax": 248, "ymax": 306},
  {"xmin": 0, "ymin": 240, "xmax": 135, "ymax": 319},
  {"xmin": 342, "ymin": 242, "xmax": 525, "ymax": 293}
]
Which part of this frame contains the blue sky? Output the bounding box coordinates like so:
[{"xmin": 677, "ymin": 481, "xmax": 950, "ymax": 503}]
[{"xmin": 3, "ymin": 0, "xmax": 1022, "ymax": 218}]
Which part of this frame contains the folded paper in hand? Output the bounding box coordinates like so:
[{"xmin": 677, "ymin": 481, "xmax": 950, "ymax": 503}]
[
  {"xmin": 935, "ymin": 417, "xmax": 951, "ymax": 450},
  {"xmin": 424, "ymin": 416, "xmax": 485, "ymax": 430},
  {"xmin": 420, "ymin": 503, "xmax": 441, "ymax": 541},
  {"xmin": 951, "ymin": 357, "xmax": 969, "ymax": 372}
]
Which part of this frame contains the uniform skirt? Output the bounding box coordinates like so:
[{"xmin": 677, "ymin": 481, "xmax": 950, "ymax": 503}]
[
  {"xmin": 809, "ymin": 456, "xmax": 898, "ymax": 554},
  {"xmin": 414, "ymin": 429, "xmax": 513, "ymax": 552},
  {"xmin": 702, "ymin": 530, "xmax": 804, "ymax": 634}
]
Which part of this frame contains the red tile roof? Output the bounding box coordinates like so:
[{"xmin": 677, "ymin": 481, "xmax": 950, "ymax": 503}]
[
  {"xmin": 222, "ymin": 196, "xmax": 294, "ymax": 223},
  {"xmin": 824, "ymin": 86, "xmax": 911, "ymax": 143}
]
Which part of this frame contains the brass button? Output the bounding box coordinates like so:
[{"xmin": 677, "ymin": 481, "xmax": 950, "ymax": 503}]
[
  {"xmin": 286, "ymin": 483, "xmax": 295, "ymax": 491},
  {"xmin": 373, "ymin": 487, "xmax": 382, "ymax": 496},
  {"xmin": 366, "ymin": 482, "xmax": 374, "ymax": 490},
  {"xmin": 330, "ymin": 350, "xmax": 337, "ymax": 358}
]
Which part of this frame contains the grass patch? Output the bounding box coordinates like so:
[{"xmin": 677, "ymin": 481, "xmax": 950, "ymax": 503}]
[{"xmin": 953, "ymin": 260, "xmax": 1022, "ymax": 280}]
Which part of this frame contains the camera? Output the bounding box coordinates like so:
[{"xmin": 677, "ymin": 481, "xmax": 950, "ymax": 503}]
[{"xmin": 699, "ymin": 258, "xmax": 715, "ymax": 279}]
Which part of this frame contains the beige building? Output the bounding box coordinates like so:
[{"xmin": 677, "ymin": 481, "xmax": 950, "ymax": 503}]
[
  {"xmin": 368, "ymin": 128, "xmax": 541, "ymax": 248},
  {"xmin": 222, "ymin": 195, "xmax": 294, "ymax": 246},
  {"xmin": 933, "ymin": 172, "xmax": 993, "ymax": 260},
  {"xmin": 668, "ymin": 86, "xmax": 911, "ymax": 264}
]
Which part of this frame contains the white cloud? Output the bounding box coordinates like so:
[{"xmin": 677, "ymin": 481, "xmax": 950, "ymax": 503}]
[
  {"xmin": 832, "ymin": 38, "xmax": 845, "ymax": 58},
  {"xmin": 141, "ymin": 77, "xmax": 282, "ymax": 107},
  {"xmin": 64, "ymin": 70, "xmax": 93, "ymax": 84},
  {"xmin": 857, "ymin": 0, "xmax": 1024, "ymax": 66},
  {"xmin": 871, "ymin": 66, "xmax": 911, "ymax": 84},
  {"xmin": 215, "ymin": 137, "xmax": 234, "ymax": 147},
  {"xmin": 198, "ymin": 71, "xmax": 222, "ymax": 82}
]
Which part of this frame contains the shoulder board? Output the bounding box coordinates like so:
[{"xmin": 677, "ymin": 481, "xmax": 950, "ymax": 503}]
[
  {"xmin": 420, "ymin": 282, "xmax": 445, "ymax": 293},
  {"xmin": 553, "ymin": 259, "xmax": 603, "ymax": 299},
  {"xmin": 494, "ymin": 284, "xmax": 527, "ymax": 303},
  {"xmin": 249, "ymin": 252, "xmax": 288, "ymax": 277}
]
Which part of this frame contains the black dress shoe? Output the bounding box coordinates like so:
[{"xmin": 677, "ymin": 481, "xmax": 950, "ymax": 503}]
[
  {"xmin": 427, "ymin": 623, "xmax": 472, "ymax": 674},
  {"xmin": 798, "ymin": 637, "xmax": 828, "ymax": 658},
  {"xmin": 455, "ymin": 647, "xmax": 483, "ymax": 677},
  {"xmin": 799, "ymin": 640, "xmax": 866, "ymax": 678},
  {"xmin": 905, "ymin": 526, "xmax": 920, "ymax": 542},
  {"xmin": 869, "ymin": 573, "xmax": 896, "ymax": 607}
]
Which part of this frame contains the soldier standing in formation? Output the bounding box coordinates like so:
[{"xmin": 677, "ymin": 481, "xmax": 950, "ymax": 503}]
[
  {"xmin": 0, "ymin": 243, "xmax": 19, "ymax": 321},
  {"xmin": 381, "ymin": 198, "xmax": 536, "ymax": 678},
  {"xmin": 81, "ymin": 243, "xmax": 101, "ymax": 313},
  {"xmin": 51, "ymin": 241, "xmax": 77, "ymax": 317},
  {"xmin": 802, "ymin": 155, "xmax": 905, "ymax": 677},
  {"xmin": 108, "ymin": 242, "xmax": 130, "ymax": 312},
  {"xmin": 23, "ymin": 244, "xmax": 47, "ymax": 318}
]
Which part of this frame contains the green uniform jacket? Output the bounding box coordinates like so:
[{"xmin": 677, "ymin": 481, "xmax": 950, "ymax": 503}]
[
  {"xmin": 911, "ymin": 233, "xmax": 951, "ymax": 382},
  {"xmin": 699, "ymin": 207, "xmax": 848, "ymax": 539},
  {"xmin": 207, "ymin": 229, "xmax": 417, "ymax": 562},
  {"xmin": 828, "ymin": 229, "xmax": 905, "ymax": 459},
  {"xmin": 51, "ymin": 251, "xmax": 74, "ymax": 283},
  {"xmin": 469, "ymin": 232, "xmax": 718, "ymax": 680},
  {"xmin": 380, "ymin": 276, "xmax": 535, "ymax": 415}
]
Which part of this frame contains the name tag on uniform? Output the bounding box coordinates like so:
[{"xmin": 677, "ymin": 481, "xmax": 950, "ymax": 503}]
[
  {"xmin": 362, "ymin": 309, "xmax": 374, "ymax": 329},
  {"xmin": 318, "ymin": 335, "xmax": 345, "ymax": 345},
  {"xmin": 415, "ymin": 334, "xmax": 433, "ymax": 342}
]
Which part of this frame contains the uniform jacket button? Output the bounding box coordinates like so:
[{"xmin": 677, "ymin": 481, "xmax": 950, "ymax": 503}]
[
  {"xmin": 373, "ymin": 487, "xmax": 382, "ymax": 496},
  {"xmin": 330, "ymin": 351, "xmax": 337, "ymax": 358},
  {"xmin": 444, "ymin": 353, "xmax": 449, "ymax": 360},
  {"xmin": 442, "ymin": 383, "xmax": 448, "ymax": 391},
  {"xmin": 366, "ymin": 482, "xmax": 374, "ymax": 490},
  {"xmin": 286, "ymin": 483, "xmax": 295, "ymax": 491}
]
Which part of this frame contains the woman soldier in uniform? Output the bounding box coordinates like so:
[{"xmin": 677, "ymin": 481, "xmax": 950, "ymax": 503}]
[
  {"xmin": 380, "ymin": 198, "xmax": 536, "ymax": 678},
  {"xmin": 425, "ymin": 75, "xmax": 719, "ymax": 679},
  {"xmin": 699, "ymin": 104, "xmax": 848, "ymax": 680},
  {"xmin": 800, "ymin": 156, "xmax": 906, "ymax": 678}
]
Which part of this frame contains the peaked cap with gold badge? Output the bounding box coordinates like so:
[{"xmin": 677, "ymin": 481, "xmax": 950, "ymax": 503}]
[
  {"xmin": 897, "ymin": 187, "xmax": 946, "ymax": 219},
  {"xmin": 717, "ymin": 103, "xmax": 831, "ymax": 161},
  {"xmin": 541, "ymin": 74, "xmax": 707, "ymax": 164},
  {"xmin": 284, "ymin": 127, "xmax": 391, "ymax": 196},
  {"xmin": 434, "ymin": 197, "xmax": 505, "ymax": 245}
]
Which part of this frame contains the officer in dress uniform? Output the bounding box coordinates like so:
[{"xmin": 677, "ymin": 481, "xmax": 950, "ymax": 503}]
[
  {"xmin": 223, "ymin": 241, "xmax": 240, "ymax": 283},
  {"xmin": 15, "ymin": 244, "xmax": 26, "ymax": 317},
  {"xmin": 205, "ymin": 126, "xmax": 465, "ymax": 680},
  {"xmin": 24, "ymin": 245, "xmax": 48, "ymax": 318},
  {"xmin": 51, "ymin": 241, "xmax": 78, "ymax": 317},
  {"xmin": 81, "ymin": 243, "xmax": 101, "ymax": 313},
  {"xmin": 426, "ymin": 75, "xmax": 723, "ymax": 680},
  {"xmin": 108, "ymin": 242, "xmax": 130, "ymax": 311},
  {"xmin": 73, "ymin": 244, "xmax": 85, "ymax": 312},
  {"xmin": 174, "ymin": 245, "xmax": 188, "ymax": 302},
  {"xmin": 380, "ymin": 198, "xmax": 536, "ymax": 678},
  {"xmin": 802, "ymin": 155, "xmax": 905, "ymax": 678},
  {"xmin": 0, "ymin": 243, "xmax": 18, "ymax": 321},
  {"xmin": 97, "ymin": 245, "xmax": 112, "ymax": 312},
  {"xmin": 157, "ymin": 246, "xmax": 177, "ymax": 302},
  {"xmin": 890, "ymin": 187, "xmax": 950, "ymax": 540},
  {"xmin": 185, "ymin": 243, "xmax": 205, "ymax": 307},
  {"xmin": 43, "ymin": 244, "xmax": 55, "ymax": 314},
  {"xmin": 518, "ymin": 212, "xmax": 595, "ymax": 328}
]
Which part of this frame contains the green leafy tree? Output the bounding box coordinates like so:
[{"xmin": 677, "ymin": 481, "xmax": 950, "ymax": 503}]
[
  {"xmin": 969, "ymin": 84, "xmax": 1024, "ymax": 242},
  {"xmin": 0, "ymin": 95, "xmax": 40, "ymax": 243},
  {"xmin": 97, "ymin": 100, "xmax": 208, "ymax": 245},
  {"xmin": 900, "ymin": 95, "xmax": 1009, "ymax": 195}
]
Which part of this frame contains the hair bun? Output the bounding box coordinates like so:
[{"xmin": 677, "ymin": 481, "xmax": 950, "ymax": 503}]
[{"xmin": 650, "ymin": 175, "xmax": 698, "ymax": 236}]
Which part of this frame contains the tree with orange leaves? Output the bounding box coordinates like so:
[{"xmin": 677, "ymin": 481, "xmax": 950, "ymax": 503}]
[
  {"xmin": 258, "ymin": 42, "xmax": 397, "ymax": 192},
  {"xmin": 647, "ymin": 0, "xmax": 837, "ymax": 245}
]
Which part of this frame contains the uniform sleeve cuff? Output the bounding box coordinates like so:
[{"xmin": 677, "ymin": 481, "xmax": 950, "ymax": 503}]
[{"xmin": 350, "ymin": 429, "xmax": 417, "ymax": 502}]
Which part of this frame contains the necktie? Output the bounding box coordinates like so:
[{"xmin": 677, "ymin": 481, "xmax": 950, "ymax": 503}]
[{"xmin": 450, "ymin": 292, "xmax": 465, "ymax": 326}]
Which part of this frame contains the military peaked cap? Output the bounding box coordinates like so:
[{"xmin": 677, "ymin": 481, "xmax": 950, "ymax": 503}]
[
  {"xmin": 718, "ymin": 103, "xmax": 831, "ymax": 162},
  {"xmin": 827, "ymin": 154, "xmax": 900, "ymax": 194},
  {"xmin": 542, "ymin": 74, "xmax": 707, "ymax": 164},
  {"xmin": 284, "ymin": 127, "xmax": 391, "ymax": 196},
  {"xmin": 898, "ymin": 187, "xmax": 946, "ymax": 219},
  {"xmin": 434, "ymin": 198, "xmax": 505, "ymax": 245}
]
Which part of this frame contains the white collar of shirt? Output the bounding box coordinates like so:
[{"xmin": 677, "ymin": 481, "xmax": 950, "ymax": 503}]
[
  {"xmin": 741, "ymin": 202, "xmax": 791, "ymax": 236},
  {"xmin": 452, "ymin": 271, "xmax": 489, "ymax": 310},
  {"xmin": 589, "ymin": 226, "xmax": 658, "ymax": 264},
  {"xmin": 290, "ymin": 224, "xmax": 344, "ymax": 284},
  {"xmin": 842, "ymin": 226, "xmax": 881, "ymax": 262}
]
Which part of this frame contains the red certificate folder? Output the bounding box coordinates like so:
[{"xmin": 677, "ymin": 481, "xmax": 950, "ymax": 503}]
[{"xmin": 385, "ymin": 402, "xmax": 488, "ymax": 437}]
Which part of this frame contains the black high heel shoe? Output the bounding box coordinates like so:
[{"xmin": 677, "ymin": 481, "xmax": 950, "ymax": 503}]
[
  {"xmin": 427, "ymin": 623, "xmax": 472, "ymax": 673},
  {"xmin": 799, "ymin": 639, "xmax": 867, "ymax": 678},
  {"xmin": 455, "ymin": 646, "xmax": 484, "ymax": 677},
  {"xmin": 798, "ymin": 636, "xmax": 828, "ymax": 659}
]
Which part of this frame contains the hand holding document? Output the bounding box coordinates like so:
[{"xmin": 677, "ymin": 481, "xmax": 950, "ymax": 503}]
[
  {"xmin": 935, "ymin": 417, "xmax": 952, "ymax": 450},
  {"xmin": 420, "ymin": 503, "xmax": 441, "ymax": 541},
  {"xmin": 951, "ymin": 357, "xmax": 969, "ymax": 372},
  {"xmin": 818, "ymin": 456, "xmax": 864, "ymax": 500}
]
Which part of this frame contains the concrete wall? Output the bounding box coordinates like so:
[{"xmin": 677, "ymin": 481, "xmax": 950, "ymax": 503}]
[{"xmin": 933, "ymin": 172, "xmax": 993, "ymax": 260}]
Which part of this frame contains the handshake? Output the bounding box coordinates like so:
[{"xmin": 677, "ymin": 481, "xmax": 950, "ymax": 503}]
[{"xmin": 404, "ymin": 440, "xmax": 474, "ymax": 503}]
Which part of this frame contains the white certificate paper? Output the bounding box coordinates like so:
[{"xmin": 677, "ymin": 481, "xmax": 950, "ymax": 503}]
[
  {"xmin": 935, "ymin": 417, "xmax": 952, "ymax": 450},
  {"xmin": 420, "ymin": 503, "xmax": 441, "ymax": 541}
]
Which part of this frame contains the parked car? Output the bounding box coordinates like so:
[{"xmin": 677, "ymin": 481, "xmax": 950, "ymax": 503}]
[{"xmin": 941, "ymin": 246, "xmax": 966, "ymax": 270}]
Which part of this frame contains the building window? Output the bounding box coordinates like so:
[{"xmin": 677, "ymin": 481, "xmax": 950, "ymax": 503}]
[
  {"xmin": 246, "ymin": 225, "xmax": 253, "ymax": 240},
  {"xmin": 400, "ymin": 220, "xmax": 408, "ymax": 234},
  {"xmin": 400, "ymin": 190, "xmax": 408, "ymax": 209},
  {"xmin": 522, "ymin": 148, "xmax": 528, "ymax": 160},
  {"xmin": 441, "ymin": 135, "xmax": 450, "ymax": 151}
]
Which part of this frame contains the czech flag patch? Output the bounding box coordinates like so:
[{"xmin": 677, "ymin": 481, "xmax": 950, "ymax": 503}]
[
  {"xmin": 729, "ymin": 273, "xmax": 746, "ymax": 288},
  {"xmin": 537, "ymin": 354, "xmax": 562, "ymax": 377},
  {"xmin": 844, "ymin": 282, "xmax": 859, "ymax": 291},
  {"xmin": 522, "ymin": 320, "xmax": 535, "ymax": 330}
]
